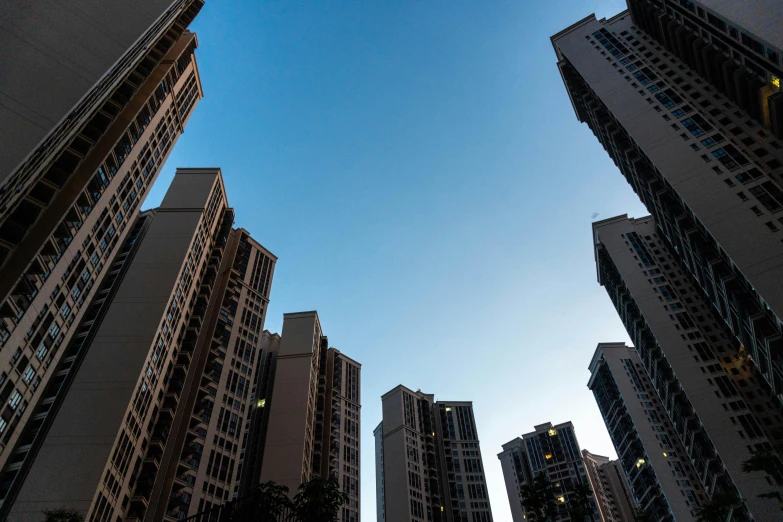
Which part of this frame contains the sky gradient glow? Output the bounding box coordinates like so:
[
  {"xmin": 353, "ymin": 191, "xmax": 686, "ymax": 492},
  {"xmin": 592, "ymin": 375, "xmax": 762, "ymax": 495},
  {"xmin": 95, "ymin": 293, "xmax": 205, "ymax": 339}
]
[{"xmin": 142, "ymin": 1, "xmax": 650, "ymax": 520}]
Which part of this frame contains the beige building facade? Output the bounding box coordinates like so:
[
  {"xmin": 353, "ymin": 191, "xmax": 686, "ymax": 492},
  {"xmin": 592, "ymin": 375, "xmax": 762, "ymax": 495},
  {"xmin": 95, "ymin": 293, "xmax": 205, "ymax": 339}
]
[
  {"xmin": 592, "ymin": 216, "xmax": 783, "ymax": 519},
  {"xmin": 551, "ymin": 0, "xmax": 783, "ymax": 406},
  {"xmin": 6, "ymin": 169, "xmax": 277, "ymax": 521},
  {"xmin": 376, "ymin": 386, "xmax": 493, "ymax": 522},
  {"xmin": 0, "ymin": 7, "xmax": 204, "ymax": 514},
  {"xmin": 255, "ymin": 311, "xmax": 361, "ymax": 522},
  {"xmin": 582, "ymin": 450, "xmax": 635, "ymax": 522}
]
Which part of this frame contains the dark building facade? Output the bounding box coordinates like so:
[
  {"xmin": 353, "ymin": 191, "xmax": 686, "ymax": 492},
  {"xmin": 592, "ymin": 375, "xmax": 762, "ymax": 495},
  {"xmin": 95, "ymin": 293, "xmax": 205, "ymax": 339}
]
[
  {"xmin": 242, "ymin": 312, "xmax": 361, "ymax": 522},
  {"xmin": 0, "ymin": 3, "xmax": 205, "ymax": 508},
  {"xmin": 498, "ymin": 422, "xmax": 600, "ymax": 522}
]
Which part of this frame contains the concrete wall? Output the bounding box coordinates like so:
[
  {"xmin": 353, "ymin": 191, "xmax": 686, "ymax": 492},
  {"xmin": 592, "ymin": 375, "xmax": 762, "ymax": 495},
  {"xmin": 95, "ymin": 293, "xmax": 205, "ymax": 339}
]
[
  {"xmin": 497, "ymin": 439, "xmax": 526, "ymax": 522},
  {"xmin": 9, "ymin": 170, "xmax": 220, "ymax": 520},
  {"xmin": 554, "ymin": 13, "xmax": 783, "ymax": 327},
  {"xmin": 594, "ymin": 217, "xmax": 777, "ymax": 517},
  {"xmin": 0, "ymin": 0, "xmax": 179, "ymax": 181},
  {"xmin": 260, "ymin": 312, "xmax": 320, "ymax": 495},
  {"xmin": 380, "ymin": 386, "xmax": 413, "ymax": 522}
]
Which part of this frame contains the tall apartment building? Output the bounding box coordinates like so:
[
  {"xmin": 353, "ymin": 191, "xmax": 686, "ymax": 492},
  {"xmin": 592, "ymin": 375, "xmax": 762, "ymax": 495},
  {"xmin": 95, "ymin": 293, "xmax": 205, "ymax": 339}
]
[
  {"xmin": 250, "ymin": 311, "xmax": 361, "ymax": 522},
  {"xmin": 551, "ymin": 1, "xmax": 783, "ymax": 404},
  {"xmin": 582, "ymin": 450, "xmax": 635, "ymax": 522},
  {"xmin": 589, "ymin": 342, "xmax": 704, "ymax": 521},
  {"xmin": 6, "ymin": 169, "xmax": 277, "ymax": 522},
  {"xmin": 0, "ymin": 2, "xmax": 205, "ymax": 508},
  {"xmin": 237, "ymin": 330, "xmax": 281, "ymax": 497},
  {"xmin": 375, "ymin": 386, "xmax": 493, "ymax": 522},
  {"xmin": 591, "ymin": 216, "xmax": 783, "ymax": 519},
  {"xmin": 497, "ymin": 422, "xmax": 597, "ymax": 522}
]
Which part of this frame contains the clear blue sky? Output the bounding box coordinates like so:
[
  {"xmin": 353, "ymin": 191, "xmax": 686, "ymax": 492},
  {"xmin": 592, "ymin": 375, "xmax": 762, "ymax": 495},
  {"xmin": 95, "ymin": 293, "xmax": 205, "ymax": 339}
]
[{"xmin": 143, "ymin": 1, "xmax": 649, "ymax": 520}]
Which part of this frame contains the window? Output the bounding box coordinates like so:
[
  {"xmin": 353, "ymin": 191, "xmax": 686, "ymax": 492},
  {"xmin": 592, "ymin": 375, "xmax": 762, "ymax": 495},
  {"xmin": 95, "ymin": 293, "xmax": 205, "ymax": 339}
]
[
  {"xmin": 36, "ymin": 343, "xmax": 48, "ymax": 360},
  {"xmin": 60, "ymin": 303, "xmax": 71, "ymax": 319},
  {"xmin": 22, "ymin": 366, "xmax": 35, "ymax": 384},
  {"xmin": 8, "ymin": 390, "xmax": 22, "ymax": 410},
  {"xmin": 49, "ymin": 323, "xmax": 60, "ymax": 339}
]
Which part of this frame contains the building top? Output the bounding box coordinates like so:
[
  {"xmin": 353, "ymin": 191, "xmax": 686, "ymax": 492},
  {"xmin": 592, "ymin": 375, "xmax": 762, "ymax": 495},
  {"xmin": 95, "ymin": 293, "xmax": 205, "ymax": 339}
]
[
  {"xmin": 550, "ymin": 13, "xmax": 597, "ymax": 57},
  {"xmin": 581, "ymin": 449, "xmax": 611, "ymax": 464},
  {"xmin": 587, "ymin": 342, "xmax": 632, "ymax": 387},
  {"xmin": 498, "ymin": 437, "xmax": 523, "ymax": 454},
  {"xmin": 160, "ymin": 168, "xmax": 225, "ymax": 210},
  {"xmin": 522, "ymin": 421, "xmax": 574, "ymax": 439},
  {"xmin": 235, "ymin": 228, "xmax": 278, "ymax": 260},
  {"xmin": 331, "ymin": 349, "xmax": 362, "ymax": 368}
]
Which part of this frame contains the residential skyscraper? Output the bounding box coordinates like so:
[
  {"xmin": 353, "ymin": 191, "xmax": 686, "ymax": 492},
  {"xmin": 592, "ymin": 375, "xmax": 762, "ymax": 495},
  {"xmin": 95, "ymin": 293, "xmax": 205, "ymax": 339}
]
[
  {"xmin": 591, "ymin": 216, "xmax": 783, "ymax": 519},
  {"xmin": 497, "ymin": 422, "xmax": 597, "ymax": 522},
  {"xmin": 250, "ymin": 311, "xmax": 362, "ymax": 522},
  {"xmin": 589, "ymin": 342, "xmax": 703, "ymax": 522},
  {"xmin": 582, "ymin": 450, "xmax": 635, "ymax": 522},
  {"xmin": 551, "ymin": 1, "xmax": 783, "ymax": 403},
  {"xmin": 0, "ymin": 3, "xmax": 204, "ymax": 503},
  {"xmin": 376, "ymin": 386, "xmax": 493, "ymax": 522},
  {"xmin": 6, "ymin": 169, "xmax": 277, "ymax": 521}
]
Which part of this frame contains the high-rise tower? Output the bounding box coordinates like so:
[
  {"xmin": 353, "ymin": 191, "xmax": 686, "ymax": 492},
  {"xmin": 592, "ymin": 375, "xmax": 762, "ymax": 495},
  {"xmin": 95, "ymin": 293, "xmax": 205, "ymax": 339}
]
[
  {"xmin": 0, "ymin": 3, "xmax": 205, "ymax": 505},
  {"xmin": 376, "ymin": 386, "xmax": 493, "ymax": 522},
  {"xmin": 497, "ymin": 422, "xmax": 598, "ymax": 522},
  {"xmin": 6, "ymin": 169, "xmax": 277, "ymax": 521},
  {"xmin": 582, "ymin": 450, "xmax": 635, "ymax": 522},
  {"xmin": 551, "ymin": 1, "xmax": 783, "ymax": 403},
  {"xmin": 251, "ymin": 311, "xmax": 362, "ymax": 522},
  {"xmin": 591, "ymin": 216, "xmax": 783, "ymax": 519}
]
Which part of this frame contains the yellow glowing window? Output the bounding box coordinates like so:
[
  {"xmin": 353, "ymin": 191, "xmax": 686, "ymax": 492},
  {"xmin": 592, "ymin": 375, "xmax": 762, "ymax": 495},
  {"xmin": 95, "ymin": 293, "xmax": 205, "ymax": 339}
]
[
  {"xmin": 772, "ymin": 75, "xmax": 781, "ymax": 89},
  {"xmin": 662, "ymin": 452, "xmax": 668, "ymax": 457},
  {"xmin": 257, "ymin": 398, "xmax": 266, "ymax": 408},
  {"xmin": 557, "ymin": 496, "xmax": 566, "ymax": 503},
  {"xmin": 544, "ymin": 453, "xmax": 552, "ymax": 460},
  {"xmin": 548, "ymin": 429, "xmax": 557, "ymax": 436},
  {"xmin": 636, "ymin": 458, "xmax": 646, "ymax": 468},
  {"xmin": 440, "ymin": 506, "xmax": 444, "ymax": 512},
  {"xmin": 445, "ymin": 407, "xmax": 452, "ymax": 412}
]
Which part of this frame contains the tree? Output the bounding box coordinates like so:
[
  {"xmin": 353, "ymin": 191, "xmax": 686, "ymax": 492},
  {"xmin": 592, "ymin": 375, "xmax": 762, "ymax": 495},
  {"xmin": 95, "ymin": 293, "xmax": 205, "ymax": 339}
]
[
  {"xmin": 742, "ymin": 445, "xmax": 783, "ymax": 510},
  {"xmin": 290, "ymin": 477, "xmax": 349, "ymax": 522},
  {"xmin": 43, "ymin": 509, "xmax": 84, "ymax": 522},
  {"xmin": 566, "ymin": 482, "xmax": 595, "ymax": 522},
  {"xmin": 241, "ymin": 481, "xmax": 292, "ymax": 522},
  {"xmin": 631, "ymin": 506, "xmax": 655, "ymax": 522},
  {"xmin": 520, "ymin": 473, "xmax": 558, "ymax": 522},
  {"xmin": 694, "ymin": 490, "xmax": 741, "ymax": 522}
]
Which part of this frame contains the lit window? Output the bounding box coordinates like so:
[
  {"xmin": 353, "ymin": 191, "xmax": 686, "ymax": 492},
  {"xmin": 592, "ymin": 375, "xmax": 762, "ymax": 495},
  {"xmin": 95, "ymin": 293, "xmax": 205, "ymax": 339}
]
[
  {"xmin": 445, "ymin": 407, "xmax": 452, "ymax": 412},
  {"xmin": 548, "ymin": 429, "xmax": 557, "ymax": 436},
  {"xmin": 772, "ymin": 76, "xmax": 781, "ymax": 89},
  {"xmin": 257, "ymin": 399, "xmax": 266, "ymax": 408},
  {"xmin": 557, "ymin": 496, "xmax": 565, "ymax": 503},
  {"xmin": 545, "ymin": 453, "xmax": 553, "ymax": 460},
  {"xmin": 636, "ymin": 458, "xmax": 646, "ymax": 468}
]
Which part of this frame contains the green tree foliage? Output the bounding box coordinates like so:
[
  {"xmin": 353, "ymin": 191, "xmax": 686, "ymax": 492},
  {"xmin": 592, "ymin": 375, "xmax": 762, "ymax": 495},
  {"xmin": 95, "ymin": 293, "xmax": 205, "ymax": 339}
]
[
  {"xmin": 742, "ymin": 446, "xmax": 783, "ymax": 510},
  {"xmin": 290, "ymin": 477, "xmax": 349, "ymax": 522},
  {"xmin": 694, "ymin": 491, "xmax": 741, "ymax": 522},
  {"xmin": 246, "ymin": 481, "xmax": 292, "ymax": 522},
  {"xmin": 520, "ymin": 473, "xmax": 559, "ymax": 522},
  {"xmin": 42, "ymin": 509, "xmax": 84, "ymax": 522},
  {"xmin": 566, "ymin": 482, "xmax": 595, "ymax": 522}
]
